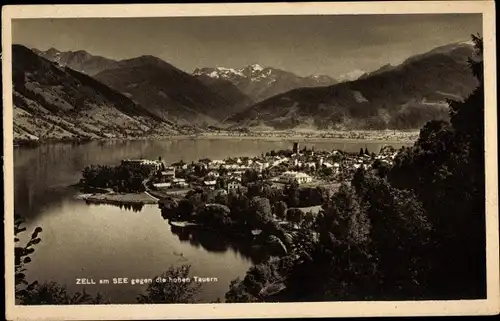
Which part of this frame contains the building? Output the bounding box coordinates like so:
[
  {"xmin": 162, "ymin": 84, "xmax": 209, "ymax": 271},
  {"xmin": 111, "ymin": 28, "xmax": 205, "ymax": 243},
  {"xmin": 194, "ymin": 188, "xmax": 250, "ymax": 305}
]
[
  {"xmin": 121, "ymin": 159, "xmax": 163, "ymax": 172},
  {"xmin": 227, "ymin": 179, "xmax": 242, "ymax": 192},
  {"xmin": 203, "ymin": 180, "xmax": 217, "ymax": 190},
  {"xmin": 206, "ymin": 171, "xmax": 220, "ymax": 178},
  {"xmin": 174, "ymin": 181, "xmax": 189, "ymax": 188},
  {"xmin": 167, "ymin": 178, "xmax": 187, "ymax": 188},
  {"xmin": 250, "ymin": 161, "xmax": 265, "ymax": 172},
  {"xmin": 153, "ymin": 182, "xmax": 171, "ymax": 189},
  {"xmin": 172, "ymin": 161, "xmax": 188, "ymax": 170},
  {"xmin": 293, "ymin": 142, "xmax": 299, "ymax": 154},
  {"xmin": 161, "ymin": 166, "xmax": 176, "ymax": 179},
  {"xmin": 279, "ymin": 171, "xmax": 313, "ymax": 185}
]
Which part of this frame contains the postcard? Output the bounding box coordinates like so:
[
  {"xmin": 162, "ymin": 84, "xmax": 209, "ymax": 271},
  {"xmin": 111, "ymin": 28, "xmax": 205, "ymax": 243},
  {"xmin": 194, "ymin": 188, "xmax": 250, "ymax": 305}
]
[{"xmin": 2, "ymin": 1, "xmax": 499, "ymax": 320}]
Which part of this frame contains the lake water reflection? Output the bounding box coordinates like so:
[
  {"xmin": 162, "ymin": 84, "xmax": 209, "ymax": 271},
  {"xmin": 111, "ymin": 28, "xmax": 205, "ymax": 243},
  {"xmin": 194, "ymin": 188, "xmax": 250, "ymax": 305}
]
[{"xmin": 13, "ymin": 138, "xmax": 409, "ymax": 303}]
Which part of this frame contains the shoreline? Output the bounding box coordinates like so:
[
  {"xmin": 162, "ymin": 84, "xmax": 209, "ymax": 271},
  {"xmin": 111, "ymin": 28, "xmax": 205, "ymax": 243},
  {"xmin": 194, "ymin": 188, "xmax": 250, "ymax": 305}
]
[
  {"xmin": 14, "ymin": 130, "xmax": 419, "ymax": 146},
  {"xmin": 76, "ymin": 192, "xmax": 159, "ymax": 205}
]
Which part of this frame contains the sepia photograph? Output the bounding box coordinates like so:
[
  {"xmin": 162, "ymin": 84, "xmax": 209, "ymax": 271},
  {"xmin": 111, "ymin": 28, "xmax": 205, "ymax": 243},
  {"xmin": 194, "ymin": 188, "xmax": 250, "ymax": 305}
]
[{"xmin": 3, "ymin": 1, "xmax": 499, "ymax": 320}]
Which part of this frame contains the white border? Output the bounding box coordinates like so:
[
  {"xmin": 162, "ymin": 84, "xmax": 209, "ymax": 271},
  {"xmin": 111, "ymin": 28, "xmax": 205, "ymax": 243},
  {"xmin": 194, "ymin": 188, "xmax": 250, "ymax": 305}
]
[{"xmin": 3, "ymin": 1, "xmax": 499, "ymax": 320}]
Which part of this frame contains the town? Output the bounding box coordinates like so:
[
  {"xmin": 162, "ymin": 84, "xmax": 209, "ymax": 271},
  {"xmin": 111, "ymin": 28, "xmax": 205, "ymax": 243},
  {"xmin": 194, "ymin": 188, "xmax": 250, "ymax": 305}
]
[
  {"xmin": 78, "ymin": 142, "xmax": 400, "ymax": 214},
  {"xmin": 78, "ymin": 141, "xmax": 400, "ymax": 243},
  {"xmin": 127, "ymin": 142, "xmax": 400, "ymax": 197},
  {"xmin": 89, "ymin": 142, "xmax": 401, "ymax": 253}
]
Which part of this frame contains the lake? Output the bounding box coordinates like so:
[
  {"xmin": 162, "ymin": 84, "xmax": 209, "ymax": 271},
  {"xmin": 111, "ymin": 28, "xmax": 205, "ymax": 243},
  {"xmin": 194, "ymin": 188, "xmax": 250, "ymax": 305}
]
[{"xmin": 13, "ymin": 138, "xmax": 410, "ymax": 304}]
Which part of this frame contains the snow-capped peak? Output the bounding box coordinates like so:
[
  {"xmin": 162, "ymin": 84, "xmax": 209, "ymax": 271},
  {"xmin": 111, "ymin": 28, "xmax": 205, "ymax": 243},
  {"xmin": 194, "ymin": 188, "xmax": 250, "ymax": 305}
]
[
  {"xmin": 193, "ymin": 66, "xmax": 245, "ymax": 79},
  {"xmin": 215, "ymin": 66, "xmax": 236, "ymax": 72},
  {"xmin": 193, "ymin": 64, "xmax": 336, "ymax": 86},
  {"xmin": 208, "ymin": 70, "xmax": 220, "ymax": 78},
  {"xmin": 249, "ymin": 63, "xmax": 264, "ymax": 71}
]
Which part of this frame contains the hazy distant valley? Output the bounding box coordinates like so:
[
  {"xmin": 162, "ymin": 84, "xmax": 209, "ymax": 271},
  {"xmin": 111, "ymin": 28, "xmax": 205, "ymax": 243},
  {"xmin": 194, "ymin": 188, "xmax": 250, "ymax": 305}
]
[{"xmin": 12, "ymin": 41, "xmax": 478, "ymax": 143}]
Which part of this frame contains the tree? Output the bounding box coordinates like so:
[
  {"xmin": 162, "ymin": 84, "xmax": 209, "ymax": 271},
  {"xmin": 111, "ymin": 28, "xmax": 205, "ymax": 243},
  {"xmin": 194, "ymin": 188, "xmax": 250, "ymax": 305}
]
[
  {"xmin": 215, "ymin": 177, "xmax": 227, "ymax": 190},
  {"xmin": 136, "ymin": 265, "xmax": 202, "ymax": 303},
  {"xmin": 302, "ymin": 211, "xmax": 316, "ymax": 229},
  {"xmin": 318, "ymin": 184, "xmax": 371, "ymax": 249},
  {"xmin": 214, "ymin": 190, "xmax": 228, "ymax": 206},
  {"xmin": 274, "ymin": 201, "xmax": 288, "ymax": 220},
  {"xmin": 243, "ymin": 169, "xmax": 259, "ymax": 185},
  {"xmin": 266, "ymin": 234, "xmax": 289, "ymax": 256},
  {"xmin": 15, "ymin": 214, "xmax": 42, "ymax": 302},
  {"xmin": 284, "ymin": 181, "xmax": 300, "ymax": 207},
  {"xmin": 225, "ymin": 277, "xmax": 259, "ymax": 303},
  {"xmin": 227, "ymin": 257, "xmax": 290, "ymax": 302},
  {"xmin": 199, "ymin": 204, "xmax": 232, "ymax": 227},
  {"xmin": 284, "ymin": 183, "xmax": 375, "ymax": 301},
  {"xmin": 371, "ymin": 159, "xmax": 391, "ymax": 178},
  {"xmin": 21, "ymin": 282, "xmax": 110, "ymax": 305},
  {"xmin": 287, "ymin": 208, "xmax": 303, "ymax": 226},
  {"xmin": 160, "ymin": 198, "xmax": 178, "ymax": 219},
  {"xmin": 354, "ymin": 171, "xmax": 432, "ymax": 298},
  {"xmin": 320, "ymin": 166, "xmax": 333, "ymax": 178},
  {"xmin": 177, "ymin": 199, "xmax": 195, "ymax": 221},
  {"xmin": 247, "ymin": 181, "xmax": 264, "ymax": 199},
  {"xmin": 218, "ymin": 165, "xmax": 228, "ymax": 177},
  {"xmin": 388, "ymin": 34, "xmax": 486, "ymax": 299},
  {"xmin": 249, "ymin": 196, "xmax": 273, "ymax": 228},
  {"xmin": 227, "ymin": 192, "xmax": 250, "ymax": 225},
  {"xmin": 359, "ymin": 148, "xmax": 364, "ymax": 156}
]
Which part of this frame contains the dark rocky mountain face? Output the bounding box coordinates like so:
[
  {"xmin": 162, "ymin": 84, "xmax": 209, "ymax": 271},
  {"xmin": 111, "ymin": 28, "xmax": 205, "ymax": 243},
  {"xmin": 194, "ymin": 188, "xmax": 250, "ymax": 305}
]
[
  {"xmin": 32, "ymin": 47, "xmax": 119, "ymax": 76},
  {"xmin": 193, "ymin": 64, "xmax": 338, "ymax": 103},
  {"xmin": 93, "ymin": 56, "xmax": 244, "ymax": 125},
  {"xmin": 33, "ymin": 48, "xmax": 250, "ymax": 124},
  {"xmin": 194, "ymin": 74, "xmax": 255, "ymax": 120},
  {"xmin": 228, "ymin": 42, "xmax": 478, "ymax": 131},
  {"xmin": 12, "ymin": 45, "xmax": 187, "ymax": 143},
  {"xmin": 359, "ymin": 64, "xmax": 395, "ymax": 80}
]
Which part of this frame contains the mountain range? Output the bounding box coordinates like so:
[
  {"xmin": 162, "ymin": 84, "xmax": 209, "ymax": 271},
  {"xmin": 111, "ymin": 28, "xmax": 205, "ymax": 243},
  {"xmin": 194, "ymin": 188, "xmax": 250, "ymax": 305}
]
[
  {"xmin": 12, "ymin": 45, "xmax": 189, "ymax": 143},
  {"xmin": 13, "ymin": 40, "xmax": 479, "ymax": 142},
  {"xmin": 91, "ymin": 55, "xmax": 245, "ymax": 125},
  {"xmin": 228, "ymin": 41, "xmax": 478, "ymax": 130},
  {"xmin": 193, "ymin": 64, "xmax": 338, "ymax": 103},
  {"xmin": 33, "ymin": 48, "xmax": 341, "ymax": 124},
  {"xmin": 32, "ymin": 47, "xmax": 118, "ymax": 76}
]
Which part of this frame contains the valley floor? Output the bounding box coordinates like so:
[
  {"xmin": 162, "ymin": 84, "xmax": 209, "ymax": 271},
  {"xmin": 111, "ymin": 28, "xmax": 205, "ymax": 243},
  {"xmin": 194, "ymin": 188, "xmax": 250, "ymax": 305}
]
[
  {"xmin": 194, "ymin": 130, "xmax": 419, "ymax": 143},
  {"xmin": 13, "ymin": 129, "xmax": 420, "ymax": 146}
]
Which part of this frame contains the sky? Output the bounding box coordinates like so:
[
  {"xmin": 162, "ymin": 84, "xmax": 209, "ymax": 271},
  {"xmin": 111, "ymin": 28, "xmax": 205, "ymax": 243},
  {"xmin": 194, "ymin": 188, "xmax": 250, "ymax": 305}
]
[{"xmin": 12, "ymin": 14, "xmax": 481, "ymax": 79}]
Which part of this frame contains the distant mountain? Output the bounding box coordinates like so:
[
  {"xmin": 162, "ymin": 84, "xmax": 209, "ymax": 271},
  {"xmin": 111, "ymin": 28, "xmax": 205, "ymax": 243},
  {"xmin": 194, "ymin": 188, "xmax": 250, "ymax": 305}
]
[
  {"xmin": 193, "ymin": 64, "xmax": 338, "ymax": 103},
  {"xmin": 194, "ymin": 74, "xmax": 255, "ymax": 119},
  {"xmin": 359, "ymin": 64, "xmax": 395, "ymax": 80},
  {"xmin": 229, "ymin": 41, "xmax": 478, "ymax": 130},
  {"xmin": 12, "ymin": 45, "xmax": 189, "ymax": 143},
  {"xmin": 93, "ymin": 55, "xmax": 244, "ymax": 125},
  {"xmin": 32, "ymin": 47, "xmax": 119, "ymax": 76},
  {"xmin": 337, "ymin": 69, "xmax": 367, "ymax": 82}
]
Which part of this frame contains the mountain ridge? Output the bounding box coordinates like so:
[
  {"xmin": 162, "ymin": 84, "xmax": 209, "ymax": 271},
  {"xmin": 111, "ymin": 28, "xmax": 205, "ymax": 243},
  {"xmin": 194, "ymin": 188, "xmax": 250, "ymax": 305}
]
[
  {"xmin": 92, "ymin": 55, "xmax": 247, "ymax": 125},
  {"xmin": 193, "ymin": 64, "xmax": 339, "ymax": 103},
  {"xmin": 32, "ymin": 47, "xmax": 119, "ymax": 76},
  {"xmin": 12, "ymin": 44, "xmax": 191, "ymax": 143},
  {"xmin": 33, "ymin": 47, "xmax": 252, "ymax": 124},
  {"xmin": 25, "ymin": 40, "xmax": 478, "ymax": 134},
  {"xmin": 228, "ymin": 41, "xmax": 478, "ymax": 130}
]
